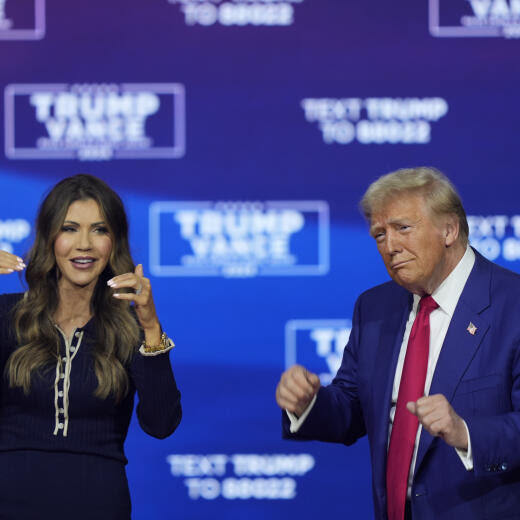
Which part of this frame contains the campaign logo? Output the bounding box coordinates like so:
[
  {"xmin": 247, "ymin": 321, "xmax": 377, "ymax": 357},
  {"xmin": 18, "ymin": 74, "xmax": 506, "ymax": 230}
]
[
  {"xmin": 0, "ymin": 218, "xmax": 31, "ymax": 255},
  {"xmin": 149, "ymin": 201, "xmax": 329, "ymax": 278},
  {"xmin": 429, "ymin": 0, "xmax": 520, "ymax": 38},
  {"xmin": 4, "ymin": 83, "xmax": 185, "ymax": 160},
  {"xmin": 468, "ymin": 214, "xmax": 520, "ymax": 264},
  {"xmin": 167, "ymin": 0, "xmax": 304, "ymax": 27},
  {"xmin": 166, "ymin": 453, "xmax": 315, "ymax": 500},
  {"xmin": 0, "ymin": 0, "xmax": 45, "ymax": 40},
  {"xmin": 301, "ymin": 97, "xmax": 448, "ymax": 145},
  {"xmin": 285, "ymin": 320, "xmax": 351, "ymax": 385}
]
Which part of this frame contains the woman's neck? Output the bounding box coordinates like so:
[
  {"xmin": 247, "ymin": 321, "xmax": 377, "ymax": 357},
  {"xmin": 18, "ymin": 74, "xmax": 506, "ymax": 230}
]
[{"xmin": 53, "ymin": 282, "xmax": 95, "ymax": 338}]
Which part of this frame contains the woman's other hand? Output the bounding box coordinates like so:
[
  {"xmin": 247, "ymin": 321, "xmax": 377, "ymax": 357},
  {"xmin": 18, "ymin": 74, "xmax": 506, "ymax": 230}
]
[{"xmin": 0, "ymin": 251, "xmax": 25, "ymax": 275}]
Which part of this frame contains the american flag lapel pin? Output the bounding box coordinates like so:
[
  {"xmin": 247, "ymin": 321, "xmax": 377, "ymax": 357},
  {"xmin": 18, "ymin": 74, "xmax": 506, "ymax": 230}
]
[{"xmin": 467, "ymin": 322, "xmax": 477, "ymax": 335}]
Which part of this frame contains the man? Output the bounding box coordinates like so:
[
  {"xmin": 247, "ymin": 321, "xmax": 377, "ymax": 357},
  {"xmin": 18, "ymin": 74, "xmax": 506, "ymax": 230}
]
[{"xmin": 276, "ymin": 167, "xmax": 520, "ymax": 519}]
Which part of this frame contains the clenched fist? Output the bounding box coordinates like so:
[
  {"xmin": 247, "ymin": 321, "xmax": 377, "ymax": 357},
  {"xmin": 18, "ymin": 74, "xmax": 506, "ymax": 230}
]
[
  {"xmin": 407, "ymin": 394, "xmax": 468, "ymax": 450},
  {"xmin": 276, "ymin": 365, "xmax": 321, "ymax": 417}
]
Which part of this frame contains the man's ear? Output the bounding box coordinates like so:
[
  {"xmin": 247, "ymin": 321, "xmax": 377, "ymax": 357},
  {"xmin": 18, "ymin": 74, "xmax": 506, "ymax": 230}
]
[{"xmin": 444, "ymin": 214, "xmax": 460, "ymax": 247}]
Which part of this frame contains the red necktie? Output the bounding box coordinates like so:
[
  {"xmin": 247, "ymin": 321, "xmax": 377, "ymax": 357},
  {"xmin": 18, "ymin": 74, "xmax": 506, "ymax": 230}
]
[{"xmin": 386, "ymin": 295, "xmax": 438, "ymax": 520}]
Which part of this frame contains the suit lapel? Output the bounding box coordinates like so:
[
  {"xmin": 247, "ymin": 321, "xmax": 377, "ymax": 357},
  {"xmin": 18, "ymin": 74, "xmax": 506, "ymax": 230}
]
[
  {"xmin": 371, "ymin": 286, "xmax": 412, "ymax": 496},
  {"xmin": 414, "ymin": 251, "xmax": 491, "ymax": 475}
]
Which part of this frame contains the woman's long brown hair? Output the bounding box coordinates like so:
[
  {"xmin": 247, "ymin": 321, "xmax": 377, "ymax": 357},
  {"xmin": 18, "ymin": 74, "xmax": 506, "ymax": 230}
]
[{"xmin": 6, "ymin": 174, "xmax": 140, "ymax": 402}]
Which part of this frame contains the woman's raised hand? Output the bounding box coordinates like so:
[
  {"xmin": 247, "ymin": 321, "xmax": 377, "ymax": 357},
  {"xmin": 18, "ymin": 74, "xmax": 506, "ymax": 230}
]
[
  {"xmin": 107, "ymin": 264, "xmax": 160, "ymax": 338},
  {"xmin": 0, "ymin": 251, "xmax": 25, "ymax": 275}
]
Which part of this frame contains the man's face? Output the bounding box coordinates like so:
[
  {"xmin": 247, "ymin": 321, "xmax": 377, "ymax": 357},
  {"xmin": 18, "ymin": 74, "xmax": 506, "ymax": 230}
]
[{"xmin": 370, "ymin": 192, "xmax": 454, "ymax": 295}]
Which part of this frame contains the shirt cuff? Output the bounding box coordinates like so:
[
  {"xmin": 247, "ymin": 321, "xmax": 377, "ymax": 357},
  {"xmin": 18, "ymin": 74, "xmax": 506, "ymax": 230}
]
[
  {"xmin": 455, "ymin": 420, "xmax": 473, "ymax": 471},
  {"xmin": 286, "ymin": 394, "xmax": 317, "ymax": 433}
]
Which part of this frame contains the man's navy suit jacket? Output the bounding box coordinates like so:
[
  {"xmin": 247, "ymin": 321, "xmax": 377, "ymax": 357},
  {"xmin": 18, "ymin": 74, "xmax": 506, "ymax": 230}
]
[{"xmin": 283, "ymin": 250, "xmax": 520, "ymax": 519}]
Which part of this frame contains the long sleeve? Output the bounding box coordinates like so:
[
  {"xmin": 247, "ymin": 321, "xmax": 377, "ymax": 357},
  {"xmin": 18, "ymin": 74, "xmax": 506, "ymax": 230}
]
[
  {"xmin": 129, "ymin": 349, "xmax": 182, "ymax": 439},
  {"xmin": 282, "ymin": 295, "xmax": 366, "ymax": 446},
  {"xmin": 463, "ymin": 340, "xmax": 520, "ymax": 477}
]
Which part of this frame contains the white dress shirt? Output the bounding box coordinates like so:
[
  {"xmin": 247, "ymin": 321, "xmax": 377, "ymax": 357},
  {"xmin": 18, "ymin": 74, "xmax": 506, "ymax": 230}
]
[
  {"xmin": 288, "ymin": 246, "xmax": 476, "ymax": 487},
  {"xmin": 392, "ymin": 245, "xmax": 475, "ymax": 495}
]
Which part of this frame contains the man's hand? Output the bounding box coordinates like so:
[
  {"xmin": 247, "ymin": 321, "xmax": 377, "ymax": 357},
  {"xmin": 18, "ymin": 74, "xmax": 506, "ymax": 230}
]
[
  {"xmin": 276, "ymin": 365, "xmax": 321, "ymax": 417},
  {"xmin": 407, "ymin": 394, "xmax": 468, "ymax": 450}
]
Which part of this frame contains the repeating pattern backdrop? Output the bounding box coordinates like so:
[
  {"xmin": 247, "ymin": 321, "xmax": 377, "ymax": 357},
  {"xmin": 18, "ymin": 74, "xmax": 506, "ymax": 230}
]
[{"xmin": 1, "ymin": 1, "xmax": 519, "ymax": 518}]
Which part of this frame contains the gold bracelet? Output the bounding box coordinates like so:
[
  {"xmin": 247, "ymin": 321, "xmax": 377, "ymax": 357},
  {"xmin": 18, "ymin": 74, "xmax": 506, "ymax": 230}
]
[{"xmin": 142, "ymin": 332, "xmax": 175, "ymax": 354}]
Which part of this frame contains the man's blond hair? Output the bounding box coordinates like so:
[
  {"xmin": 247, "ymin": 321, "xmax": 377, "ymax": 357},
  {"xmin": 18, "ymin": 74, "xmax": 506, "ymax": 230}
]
[{"xmin": 360, "ymin": 166, "xmax": 469, "ymax": 244}]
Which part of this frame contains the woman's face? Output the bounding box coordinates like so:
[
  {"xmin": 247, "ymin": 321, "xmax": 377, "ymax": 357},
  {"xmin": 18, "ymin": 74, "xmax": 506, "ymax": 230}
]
[{"xmin": 54, "ymin": 199, "xmax": 113, "ymax": 291}]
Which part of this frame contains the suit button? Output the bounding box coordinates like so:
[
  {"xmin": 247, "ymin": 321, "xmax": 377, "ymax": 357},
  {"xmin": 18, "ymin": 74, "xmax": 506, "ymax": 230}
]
[{"xmin": 501, "ymin": 462, "xmax": 508, "ymax": 471}]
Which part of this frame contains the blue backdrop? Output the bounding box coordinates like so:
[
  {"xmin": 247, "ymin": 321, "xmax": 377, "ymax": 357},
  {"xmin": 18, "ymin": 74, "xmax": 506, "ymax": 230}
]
[{"xmin": 1, "ymin": 1, "xmax": 519, "ymax": 518}]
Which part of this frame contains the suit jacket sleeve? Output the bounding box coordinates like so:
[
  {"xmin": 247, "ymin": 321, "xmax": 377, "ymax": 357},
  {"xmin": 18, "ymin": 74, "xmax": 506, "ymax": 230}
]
[
  {"xmin": 463, "ymin": 336, "xmax": 520, "ymax": 477},
  {"xmin": 282, "ymin": 295, "xmax": 367, "ymax": 446}
]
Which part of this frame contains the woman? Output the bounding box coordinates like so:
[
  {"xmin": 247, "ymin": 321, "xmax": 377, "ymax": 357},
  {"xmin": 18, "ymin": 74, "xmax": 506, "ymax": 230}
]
[{"xmin": 0, "ymin": 174, "xmax": 181, "ymax": 519}]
